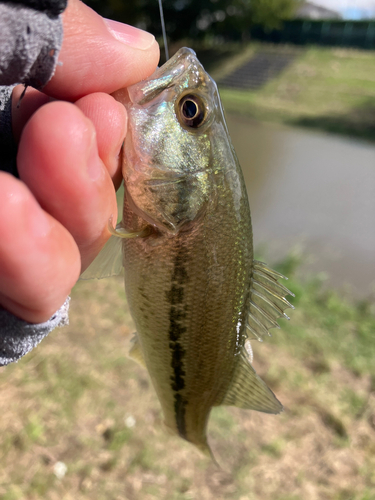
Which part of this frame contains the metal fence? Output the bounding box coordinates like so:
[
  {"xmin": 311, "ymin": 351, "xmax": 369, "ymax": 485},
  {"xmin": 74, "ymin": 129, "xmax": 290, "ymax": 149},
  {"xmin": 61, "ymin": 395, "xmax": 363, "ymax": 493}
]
[{"xmin": 252, "ymin": 20, "xmax": 375, "ymax": 49}]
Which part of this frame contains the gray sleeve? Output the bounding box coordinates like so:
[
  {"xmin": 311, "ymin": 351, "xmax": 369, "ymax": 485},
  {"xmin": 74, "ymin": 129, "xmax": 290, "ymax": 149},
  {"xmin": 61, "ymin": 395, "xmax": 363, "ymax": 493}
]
[
  {"xmin": 0, "ymin": 0, "xmax": 69, "ymax": 365},
  {"xmin": 0, "ymin": 2, "xmax": 63, "ymax": 88},
  {"xmin": 0, "ymin": 298, "xmax": 70, "ymax": 366},
  {"xmin": 0, "ymin": 0, "xmax": 65, "ymax": 176}
]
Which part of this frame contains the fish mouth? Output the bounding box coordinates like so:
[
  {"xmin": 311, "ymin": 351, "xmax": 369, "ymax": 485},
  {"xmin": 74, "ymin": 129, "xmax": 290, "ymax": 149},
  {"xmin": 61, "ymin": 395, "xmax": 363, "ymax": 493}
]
[{"xmin": 127, "ymin": 47, "xmax": 216, "ymax": 106}]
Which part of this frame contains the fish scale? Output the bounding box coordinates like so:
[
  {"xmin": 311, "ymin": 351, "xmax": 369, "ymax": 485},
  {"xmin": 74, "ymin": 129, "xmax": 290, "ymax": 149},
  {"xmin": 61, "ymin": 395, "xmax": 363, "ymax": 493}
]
[
  {"xmin": 82, "ymin": 48, "xmax": 294, "ymax": 459},
  {"xmin": 123, "ymin": 194, "xmax": 252, "ymax": 450}
]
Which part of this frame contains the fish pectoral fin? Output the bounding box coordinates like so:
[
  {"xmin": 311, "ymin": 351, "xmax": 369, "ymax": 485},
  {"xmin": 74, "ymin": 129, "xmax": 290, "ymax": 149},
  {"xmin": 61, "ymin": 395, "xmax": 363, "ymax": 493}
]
[
  {"xmin": 129, "ymin": 333, "xmax": 146, "ymax": 368},
  {"xmin": 220, "ymin": 352, "xmax": 283, "ymax": 414},
  {"xmin": 80, "ymin": 233, "xmax": 124, "ymax": 280},
  {"xmin": 246, "ymin": 261, "xmax": 294, "ymax": 342}
]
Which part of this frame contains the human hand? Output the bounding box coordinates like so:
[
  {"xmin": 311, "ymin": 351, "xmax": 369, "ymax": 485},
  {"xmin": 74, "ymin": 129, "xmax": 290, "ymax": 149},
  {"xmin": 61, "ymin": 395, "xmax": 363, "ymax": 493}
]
[{"xmin": 0, "ymin": 0, "xmax": 159, "ymax": 323}]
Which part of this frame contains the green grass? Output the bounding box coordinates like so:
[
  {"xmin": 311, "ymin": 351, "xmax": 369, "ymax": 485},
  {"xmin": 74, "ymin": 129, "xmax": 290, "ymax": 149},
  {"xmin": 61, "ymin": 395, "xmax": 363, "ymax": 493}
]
[
  {"xmin": 0, "ymin": 257, "xmax": 374, "ymax": 499},
  {"xmin": 200, "ymin": 43, "xmax": 375, "ymax": 141}
]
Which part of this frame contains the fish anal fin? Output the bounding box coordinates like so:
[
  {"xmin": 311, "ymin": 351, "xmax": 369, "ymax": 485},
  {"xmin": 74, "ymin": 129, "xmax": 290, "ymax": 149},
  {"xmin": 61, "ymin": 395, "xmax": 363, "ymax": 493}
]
[
  {"xmin": 220, "ymin": 352, "xmax": 283, "ymax": 414},
  {"xmin": 220, "ymin": 260, "xmax": 291, "ymax": 414},
  {"xmin": 129, "ymin": 333, "xmax": 146, "ymax": 368}
]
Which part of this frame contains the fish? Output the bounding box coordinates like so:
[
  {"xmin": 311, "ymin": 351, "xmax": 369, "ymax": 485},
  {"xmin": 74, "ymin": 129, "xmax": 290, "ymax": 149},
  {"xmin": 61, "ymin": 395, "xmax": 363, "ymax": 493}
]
[{"xmin": 82, "ymin": 47, "xmax": 294, "ymax": 457}]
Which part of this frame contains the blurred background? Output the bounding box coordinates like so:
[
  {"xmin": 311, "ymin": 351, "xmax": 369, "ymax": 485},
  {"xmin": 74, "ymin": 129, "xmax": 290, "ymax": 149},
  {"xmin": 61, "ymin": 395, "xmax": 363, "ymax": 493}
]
[{"xmin": 1, "ymin": 1, "xmax": 375, "ymax": 499}]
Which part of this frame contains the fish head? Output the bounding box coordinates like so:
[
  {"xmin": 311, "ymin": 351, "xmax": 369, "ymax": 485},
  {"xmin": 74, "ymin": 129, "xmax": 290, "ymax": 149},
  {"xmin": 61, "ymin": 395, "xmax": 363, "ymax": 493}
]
[{"xmin": 114, "ymin": 47, "xmax": 233, "ymax": 234}]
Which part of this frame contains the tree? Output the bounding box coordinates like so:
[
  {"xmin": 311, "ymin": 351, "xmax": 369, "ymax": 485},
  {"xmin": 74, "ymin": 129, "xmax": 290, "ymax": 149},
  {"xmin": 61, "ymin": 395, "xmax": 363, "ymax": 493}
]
[
  {"xmin": 84, "ymin": 0, "xmax": 301, "ymax": 42},
  {"xmin": 246, "ymin": 0, "xmax": 300, "ymax": 31}
]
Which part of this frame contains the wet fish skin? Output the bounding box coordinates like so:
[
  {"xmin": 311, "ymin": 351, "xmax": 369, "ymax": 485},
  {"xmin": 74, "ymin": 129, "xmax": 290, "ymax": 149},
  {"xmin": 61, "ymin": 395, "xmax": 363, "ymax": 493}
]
[
  {"xmin": 102, "ymin": 48, "xmax": 292, "ymax": 455},
  {"xmin": 114, "ymin": 48, "xmax": 270, "ymax": 453}
]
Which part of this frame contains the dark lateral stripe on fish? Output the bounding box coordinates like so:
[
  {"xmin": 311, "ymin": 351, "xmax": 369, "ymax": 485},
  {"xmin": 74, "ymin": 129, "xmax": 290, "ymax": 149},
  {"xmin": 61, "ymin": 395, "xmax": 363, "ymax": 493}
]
[
  {"xmin": 174, "ymin": 393, "xmax": 187, "ymax": 438},
  {"xmin": 166, "ymin": 249, "xmax": 189, "ymax": 438}
]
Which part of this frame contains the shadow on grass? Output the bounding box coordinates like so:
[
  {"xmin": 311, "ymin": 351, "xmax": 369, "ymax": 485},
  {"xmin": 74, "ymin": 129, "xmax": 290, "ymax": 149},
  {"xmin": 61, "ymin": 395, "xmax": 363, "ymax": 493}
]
[{"xmin": 289, "ymin": 99, "xmax": 375, "ymax": 143}]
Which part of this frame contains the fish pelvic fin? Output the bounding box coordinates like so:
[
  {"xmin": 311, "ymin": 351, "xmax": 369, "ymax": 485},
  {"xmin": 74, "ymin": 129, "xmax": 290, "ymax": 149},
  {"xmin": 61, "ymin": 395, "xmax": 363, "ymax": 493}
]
[
  {"xmin": 220, "ymin": 352, "xmax": 283, "ymax": 414},
  {"xmin": 79, "ymin": 232, "xmax": 123, "ymax": 280},
  {"xmin": 80, "ymin": 220, "xmax": 150, "ymax": 280},
  {"xmin": 246, "ymin": 260, "xmax": 294, "ymax": 341}
]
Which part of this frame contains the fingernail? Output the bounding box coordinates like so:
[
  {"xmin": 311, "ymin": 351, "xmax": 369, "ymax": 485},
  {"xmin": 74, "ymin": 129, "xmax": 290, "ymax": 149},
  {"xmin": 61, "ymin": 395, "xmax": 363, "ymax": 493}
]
[{"xmin": 104, "ymin": 19, "xmax": 155, "ymax": 51}]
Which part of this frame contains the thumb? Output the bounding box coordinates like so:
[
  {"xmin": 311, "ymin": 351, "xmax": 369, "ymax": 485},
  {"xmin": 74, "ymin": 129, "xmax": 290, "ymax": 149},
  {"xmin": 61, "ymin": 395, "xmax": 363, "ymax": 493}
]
[{"xmin": 43, "ymin": 0, "xmax": 159, "ymax": 101}]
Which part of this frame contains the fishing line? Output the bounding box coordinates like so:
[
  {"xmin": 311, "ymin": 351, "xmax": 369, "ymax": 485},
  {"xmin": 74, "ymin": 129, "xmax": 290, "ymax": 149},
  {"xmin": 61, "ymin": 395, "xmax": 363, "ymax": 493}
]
[{"xmin": 158, "ymin": 0, "xmax": 169, "ymax": 61}]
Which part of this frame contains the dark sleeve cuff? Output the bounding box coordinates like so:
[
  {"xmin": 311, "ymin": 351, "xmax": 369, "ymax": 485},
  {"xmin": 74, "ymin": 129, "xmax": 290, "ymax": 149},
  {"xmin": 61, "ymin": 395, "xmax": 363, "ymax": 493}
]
[
  {"xmin": 0, "ymin": 85, "xmax": 18, "ymax": 176},
  {"xmin": 0, "ymin": 297, "xmax": 70, "ymax": 366}
]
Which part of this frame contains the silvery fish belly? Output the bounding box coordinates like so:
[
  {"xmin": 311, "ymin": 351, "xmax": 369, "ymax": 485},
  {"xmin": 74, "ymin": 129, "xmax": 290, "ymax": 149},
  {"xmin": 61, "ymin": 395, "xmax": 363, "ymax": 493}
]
[{"xmin": 102, "ymin": 48, "xmax": 293, "ymax": 456}]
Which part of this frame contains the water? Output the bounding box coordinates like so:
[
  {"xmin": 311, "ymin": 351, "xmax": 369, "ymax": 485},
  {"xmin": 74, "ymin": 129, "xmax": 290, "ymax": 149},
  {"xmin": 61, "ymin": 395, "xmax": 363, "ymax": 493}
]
[{"xmin": 227, "ymin": 114, "xmax": 375, "ymax": 297}]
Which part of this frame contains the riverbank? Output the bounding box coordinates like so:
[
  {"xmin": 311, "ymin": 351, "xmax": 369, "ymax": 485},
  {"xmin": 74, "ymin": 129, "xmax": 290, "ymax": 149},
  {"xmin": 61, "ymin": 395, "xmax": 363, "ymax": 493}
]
[
  {"xmin": 0, "ymin": 259, "xmax": 374, "ymax": 499},
  {"xmin": 196, "ymin": 43, "xmax": 375, "ymax": 142}
]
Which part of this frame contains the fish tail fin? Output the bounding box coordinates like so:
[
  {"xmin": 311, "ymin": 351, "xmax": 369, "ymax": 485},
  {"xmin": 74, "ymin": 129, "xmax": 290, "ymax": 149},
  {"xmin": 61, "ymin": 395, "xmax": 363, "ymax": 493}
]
[
  {"xmin": 163, "ymin": 420, "xmax": 221, "ymax": 470},
  {"xmin": 163, "ymin": 418, "xmax": 220, "ymax": 467},
  {"xmin": 196, "ymin": 441, "xmax": 221, "ymax": 469}
]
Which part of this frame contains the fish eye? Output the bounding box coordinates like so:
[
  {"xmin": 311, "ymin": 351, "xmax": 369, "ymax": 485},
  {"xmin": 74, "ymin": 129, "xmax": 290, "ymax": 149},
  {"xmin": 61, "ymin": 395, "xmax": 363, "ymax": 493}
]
[{"xmin": 178, "ymin": 94, "xmax": 206, "ymax": 129}]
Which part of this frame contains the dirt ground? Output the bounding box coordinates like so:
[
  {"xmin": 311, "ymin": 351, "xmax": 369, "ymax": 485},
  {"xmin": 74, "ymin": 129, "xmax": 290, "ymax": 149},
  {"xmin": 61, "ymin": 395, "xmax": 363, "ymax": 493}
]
[{"xmin": 1, "ymin": 276, "xmax": 374, "ymax": 500}]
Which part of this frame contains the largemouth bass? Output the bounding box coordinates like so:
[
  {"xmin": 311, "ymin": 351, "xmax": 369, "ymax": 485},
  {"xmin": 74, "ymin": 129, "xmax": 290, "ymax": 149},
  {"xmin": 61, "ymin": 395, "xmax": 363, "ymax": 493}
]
[{"xmin": 83, "ymin": 48, "xmax": 293, "ymax": 456}]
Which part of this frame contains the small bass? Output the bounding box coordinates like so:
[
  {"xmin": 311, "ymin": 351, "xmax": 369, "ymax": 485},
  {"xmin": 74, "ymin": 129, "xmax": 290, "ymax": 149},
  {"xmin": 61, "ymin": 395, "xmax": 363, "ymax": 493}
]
[{"xmin": 84, "ymin": 48, "xmax": 293, "ymax": 456}]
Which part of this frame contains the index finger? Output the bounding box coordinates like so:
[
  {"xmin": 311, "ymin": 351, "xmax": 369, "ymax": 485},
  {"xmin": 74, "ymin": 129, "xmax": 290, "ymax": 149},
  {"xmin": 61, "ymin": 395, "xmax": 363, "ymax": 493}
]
[{"xmin": 43, "ymin": 0, "xmax": 160, "ymax": 101}]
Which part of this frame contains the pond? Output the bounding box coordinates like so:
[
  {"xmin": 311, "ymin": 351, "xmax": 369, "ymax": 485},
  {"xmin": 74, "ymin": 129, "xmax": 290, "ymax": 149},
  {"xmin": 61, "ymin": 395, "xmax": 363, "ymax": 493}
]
[{"xmin": 227, "ymin": 114, "xmax": 375, "ymax": 297}]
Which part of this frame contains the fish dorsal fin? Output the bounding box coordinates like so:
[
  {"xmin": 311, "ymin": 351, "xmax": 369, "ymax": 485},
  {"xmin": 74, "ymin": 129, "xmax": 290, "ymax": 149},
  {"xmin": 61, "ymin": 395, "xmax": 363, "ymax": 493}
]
[
  {"xmin": 246, "ymin": 260, "xmax": 294, "ymax": 342},
  {"xmin": 129, "ymin": 333, "xmax": 146, "ymax": 368},
  {"xmin": 220, "ymin": 350, "xmax": 283, "ymax": 414},
  {"xmin": 80, "ymin": 233, "xmax": 124, "ymax": 280}
]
